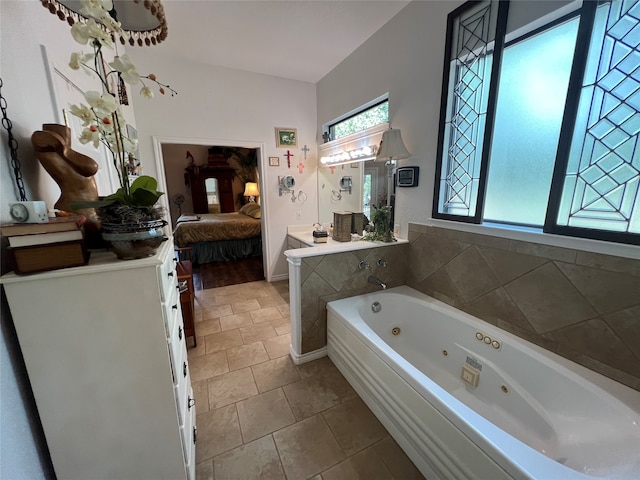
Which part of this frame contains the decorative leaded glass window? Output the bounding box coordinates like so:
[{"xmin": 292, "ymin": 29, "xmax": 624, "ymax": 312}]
[{"xmin": 433, "ymin": 0, "xmax": 639, "ymax": 245}]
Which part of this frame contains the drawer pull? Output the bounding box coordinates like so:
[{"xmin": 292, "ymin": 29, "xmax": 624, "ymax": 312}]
[
  {"xmin": 178, "ymin": 326, "xmax": 183, "ymax": 340},
  {"xmin": 193, "ymin": 426, "xmax": 197, "ymax": 444},
  {"xmin": 172, "ymin": 304, "xmax": 178, "ymax": 310},
  {"xmin": 183, "ymin": 361, "xmax": 188, "ymax": 377},
  {"xmin": 188, "ymin": 396, "xmax": 196, "ymax": 410},
  {"xmin": 168, "ymin": 271, "xmax": 174, "ymax": 277}
]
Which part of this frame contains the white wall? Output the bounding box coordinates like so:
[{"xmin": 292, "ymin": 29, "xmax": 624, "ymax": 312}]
[
  {"xmin": 316, "ymin": 1, "xmax": 463, "ymax": 236},
  {"xmin": 126, "ymin": 50, "xmax": 318, "ymax": 280},
  {"xmin": 0, "ymin": 2, "xmax": 98, "ymax": 476}
]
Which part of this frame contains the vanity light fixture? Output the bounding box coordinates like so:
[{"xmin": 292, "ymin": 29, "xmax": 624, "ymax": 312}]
[
  {"xmin": 320, "ymin": 145, "xmax": 378, "ymax": 167},
  {"xmin": 243, "ymin": 182, "xmax": 259, "ymax": 203},
  {"xmin": 376, "ymin": 128, "xmax": 411, "ymax": 206}
]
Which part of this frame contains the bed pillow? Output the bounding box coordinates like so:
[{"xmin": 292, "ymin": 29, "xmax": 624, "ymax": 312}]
[{"xmin": 240, "ymin": 203, "xmax": 261, "ymax": 219}]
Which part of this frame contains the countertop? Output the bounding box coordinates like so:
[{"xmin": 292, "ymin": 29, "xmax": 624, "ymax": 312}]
[{"xmin": 285, "ymin": 225, "xmax": 408, "ymax": 259}]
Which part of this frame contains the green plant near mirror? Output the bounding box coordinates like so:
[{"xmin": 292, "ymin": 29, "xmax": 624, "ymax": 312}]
[{"xmin": 362, "ymin": 205, "xmax": 396, "ymax": 243}]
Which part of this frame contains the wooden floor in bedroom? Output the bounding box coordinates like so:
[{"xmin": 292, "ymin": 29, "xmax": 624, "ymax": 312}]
[{"xmin": 192, "ymin": 255, "xmax": 265, "ymax": 290}]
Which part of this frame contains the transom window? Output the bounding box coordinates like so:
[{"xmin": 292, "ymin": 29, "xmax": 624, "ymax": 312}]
[
  {"xmin": 433, "ymin": 0, "xmax": 640, "ymax": 245},
  {"xmin": 326, "ymin": 99, "xmax": 389, "ymax": 141}
]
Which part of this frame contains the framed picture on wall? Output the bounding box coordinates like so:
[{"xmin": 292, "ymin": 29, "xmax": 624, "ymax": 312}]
[
  {"xmin": 275, "ymin": 127, "xmax": 297, "ymax": 148},
  {"xmin": 269, "ymin": 156, "xmax": 280, "ymax": 166}
]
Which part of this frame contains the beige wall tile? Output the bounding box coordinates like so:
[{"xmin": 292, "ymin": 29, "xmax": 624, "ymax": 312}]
[
  {"xmin": 556, "ymin": 262, "xmax": 640, "ymax": 315},
  {"xmin": 508, "ymin": 239, "xmax": 577, "ymax": 263},
  {"xmin": 505, "ymin": 263, "xmax": 597, "ymax": 333},
  {"xmin": 604, "ymin": 304, "xmax": 640, "ymax": 360},
  {"xmin": 476, "ymin": 245, "xmax": 548, "ymax": 284},
  {"xmin": 444, "ymin": 247, "xmax": 500, "ymax": 302},
  {"xmin": 543, "ymin": 318, "xmax": 640, "ymax": 377},
  {"xmin": 575, "ymin": 251, "xmax": 640, "ymax": 277},
  {"xmin": 461, "ymin": 288, "xmax": 533, "ymax": 332},
  {"xmin": 315, "ymin": 252, "xmax": 361, "ymax": 290}
]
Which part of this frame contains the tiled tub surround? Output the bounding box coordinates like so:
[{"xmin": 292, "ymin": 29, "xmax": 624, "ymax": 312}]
[
  {"xmin": 286, "ymin": 242, "xmax": 409, "ymax": 358},
  {"xmin": 406, "ymin": 223, "xmax": 640, "ymax": 391}
]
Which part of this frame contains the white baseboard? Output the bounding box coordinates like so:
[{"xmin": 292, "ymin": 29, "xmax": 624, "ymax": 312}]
[
  {"xmin": 289, "ymin": 346, "xmax": 327, "ymax": 365},
  {"xmin": 269, "ymin": 273, "xmax": 289, "ymax": 282}
]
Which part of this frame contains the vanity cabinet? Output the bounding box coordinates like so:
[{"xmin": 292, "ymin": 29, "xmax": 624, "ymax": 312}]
[
  {"xmin": 0, "ymin": 240, "xmax": 196, "ymax": 479},
  {"xmin": 185, "ymin": 166, "xmax": 235, "ymax": 214}
]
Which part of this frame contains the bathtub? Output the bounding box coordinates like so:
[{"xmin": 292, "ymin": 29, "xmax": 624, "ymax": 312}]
[{"xmin": 326, "ymin": 286, "xmax": 640, "ymax": 480}]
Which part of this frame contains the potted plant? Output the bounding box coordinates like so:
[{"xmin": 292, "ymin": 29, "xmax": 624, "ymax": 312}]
[
  {"xmin": 362, "ymin": 205, "xmax": 396, "ymax": 243},
  {"xmin": 68, "ymin": 0, "xmax": 176, "ymax": 258}
]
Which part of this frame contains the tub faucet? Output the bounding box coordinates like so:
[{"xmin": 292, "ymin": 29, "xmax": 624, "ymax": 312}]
[{"xmin": 368, "ymin": 275, "xmax": 387, "ymax": 290}]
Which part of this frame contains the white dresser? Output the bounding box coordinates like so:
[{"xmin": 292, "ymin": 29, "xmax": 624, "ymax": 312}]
[{"xmin": 0, "ymin": 240, "xmax": 196, "ymax": 479}]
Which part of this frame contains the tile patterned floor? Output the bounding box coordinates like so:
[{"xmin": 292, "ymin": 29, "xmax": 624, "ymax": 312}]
[{"xmin": 189, "ymin": 280, "xmax": 425, "ymax": 480}]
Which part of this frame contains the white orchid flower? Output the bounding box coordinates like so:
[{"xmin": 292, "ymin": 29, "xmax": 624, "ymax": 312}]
[
  {"xmin": 85, "ymin": 91, "xmax": 118, "ymax": 114},
  {"xmin": 109, "ymin": 55, "xmax": 140, "ymax": 84},
  {"xmin": 79, "ymin": 126, "xmax": 101, "ymax": 148},
  {"xmin": 122, "ymin": 137, "xmax": 138, "ymax": 155},
  {"xmin": 140, "ymin": 86, "xmax": 154, "ymax": 99},
  {"xmin": 69, "ymin": 104, "xmax": 95, "ymax": 126},
  {"xmin": 70, "ymin": 22, "xmax": 91, "ymax": 45},
  {"xmin": 69, "ymin": 52, "xmax": 95, "ymax": 73}
]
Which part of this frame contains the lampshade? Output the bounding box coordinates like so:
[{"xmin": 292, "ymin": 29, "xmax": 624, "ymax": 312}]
[
  {"xmin": 244, "ymin": 182, "xmax": 260, "ymax": 197},
  {"xmin": 41, "ymin": 0, "xmax": 168, "ymax": 46},
  {"xmin": 376, "ymin": 129, "xmax": 411, "ymax": 162}
]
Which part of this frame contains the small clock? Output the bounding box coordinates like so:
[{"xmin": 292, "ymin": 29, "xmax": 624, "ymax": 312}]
[{"xmin": 10, "ymin": 203, "xmax": 29, "ymax": 222}]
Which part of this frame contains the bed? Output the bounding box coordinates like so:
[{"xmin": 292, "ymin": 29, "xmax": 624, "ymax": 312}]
[{"xmin": 173, "ymin": 203, "xmax": 262, "ymax": 264}]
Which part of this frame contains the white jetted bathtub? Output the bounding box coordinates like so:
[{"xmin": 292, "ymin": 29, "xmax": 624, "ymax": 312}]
[{"xmin": 326, "ymin": 286, "xmax": 640, "ymax": 480}]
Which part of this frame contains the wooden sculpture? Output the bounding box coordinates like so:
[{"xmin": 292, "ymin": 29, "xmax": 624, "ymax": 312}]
[{"xmin": 31, "ymin": 123, "xmax": 102, "ymax": 246}]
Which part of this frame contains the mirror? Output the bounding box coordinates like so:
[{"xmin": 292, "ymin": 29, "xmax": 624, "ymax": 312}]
[
  {"xmin": 317, "ymin": 160, "xmax": 388, "ymax": 224},
  {"xmin": 317, "ymin": 123, "xmax": 388, "ymax": 225}
]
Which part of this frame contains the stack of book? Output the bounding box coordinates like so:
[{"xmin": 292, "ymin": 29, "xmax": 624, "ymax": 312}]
[{"xmin": 1, "ymin": 216, "xmax": 89, "ymax": 274}]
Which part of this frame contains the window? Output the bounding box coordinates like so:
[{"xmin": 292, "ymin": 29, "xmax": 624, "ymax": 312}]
[
  {"xmin": 434, "ymin": 0, "xmax": 640, "ymax": 245},
  {"xmin": 326, "ymin": 100, "xmax": 389, "ymax": 141}
]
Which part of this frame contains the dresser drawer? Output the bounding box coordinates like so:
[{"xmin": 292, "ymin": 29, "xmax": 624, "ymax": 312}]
[
  {"xmin": 168, "ymin": 319, "xmax": 187, "ymax": 386},
  {"xmin": 158, "ymin": 252, "xmax": 178, "ymax": 301},
  {"xmin": 181, "ymin": 386, "xmax": 196, "ymax": 467},
  {"xmin": 162, "ymin": 282, "xmax": 181, "ymax": 338},
  {"xmin": 174, "ymin": 342, "xmax": 191, "ymax": 425}
]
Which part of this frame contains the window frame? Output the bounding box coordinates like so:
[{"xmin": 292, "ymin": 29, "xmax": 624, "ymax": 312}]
[
  {"xmin": 325, "ymin": 98, "xmax": 389, "ymax": 142},
  {"xmin": 433, "ymin": 0, "xmax": 640, "ymax": 246}
]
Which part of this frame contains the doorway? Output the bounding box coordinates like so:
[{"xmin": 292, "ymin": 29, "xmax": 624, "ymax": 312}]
[{"xmin": 151, "ymin": 136, "xmax": 269, "ymax": 285}]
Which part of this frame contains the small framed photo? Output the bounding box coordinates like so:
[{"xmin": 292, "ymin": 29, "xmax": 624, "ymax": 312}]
[
  {"xmin": 269, "ymin": 156, "xmax": 280, "ymax": 167},
  {"xmin": 275, "ymin": 127, "xmax": 297, "ymax": 148}
]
